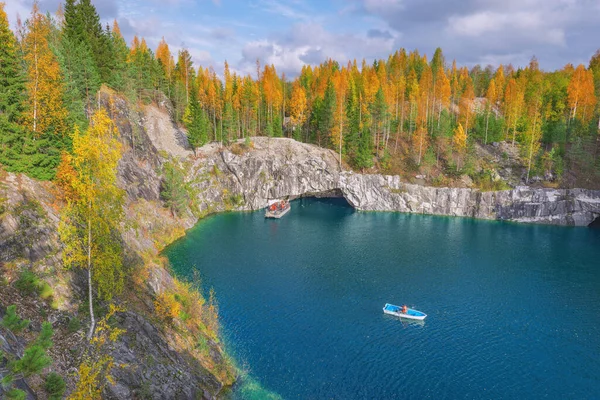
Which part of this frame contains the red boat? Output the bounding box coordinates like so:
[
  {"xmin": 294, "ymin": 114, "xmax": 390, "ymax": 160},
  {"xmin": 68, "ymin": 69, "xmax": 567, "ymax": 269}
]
[{"xmin": 265, "ymin": 199, "xmax": 291, "ymax": 218}]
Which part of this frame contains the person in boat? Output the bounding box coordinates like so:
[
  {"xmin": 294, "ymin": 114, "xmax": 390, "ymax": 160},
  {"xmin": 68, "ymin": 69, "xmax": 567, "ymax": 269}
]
[{"xmin": 401, "ymin": 305, "xmax": 408, "ymax": 314}]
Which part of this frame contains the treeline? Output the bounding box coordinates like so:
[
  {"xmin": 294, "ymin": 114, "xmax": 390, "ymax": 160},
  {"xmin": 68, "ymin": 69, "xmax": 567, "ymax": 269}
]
[{"xmin": 1, "ymin": 1, "xmax": 599, "ymax": 184}]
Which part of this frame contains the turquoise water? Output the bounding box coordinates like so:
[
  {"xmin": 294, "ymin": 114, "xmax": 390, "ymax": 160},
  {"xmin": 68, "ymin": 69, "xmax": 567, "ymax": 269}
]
[{"xmin": 164, "ymin": 198, "xmax": 600, "ymax": 399}]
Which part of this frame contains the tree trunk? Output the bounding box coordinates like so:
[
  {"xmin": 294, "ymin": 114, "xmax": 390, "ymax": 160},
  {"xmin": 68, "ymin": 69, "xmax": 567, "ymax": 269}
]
[
  {"xmin": 409, "ymin": 102, "xmax": 414, "ymax": 139},
  {"xmin": 485, "ymin": 110, "xmax": 490, "ymax": 144},
  {"xmin": 375, "ymin": 118, "xmax": 379, "ymax": 157},
  {"xmin": 512, "ymin": 118, "xmax": 517, "ymax": 146},
  {"xmin": 87, "ymin": 206, "xmax": 95, "ymax": 340},
  {"xmin": 526, "ymin": 113, "xmax": 538, "ymax": 184},
  {"xmin": 418, "ymin": 129, "xmax": 424, "ymax": 165},
  {"xmin": 213, "ymin": 104, "xmax": 217, "ymax": 141},
  {"xmin": 400, "ymin": 93, "xmax": 405, "ymax": 137},
  {"xmin": 339, "ymin": 97, "xmax": 343, "ymax": 170},
  {"xmin": 32, "ymin": 29, "xmax": 39, "ymax": 134}
]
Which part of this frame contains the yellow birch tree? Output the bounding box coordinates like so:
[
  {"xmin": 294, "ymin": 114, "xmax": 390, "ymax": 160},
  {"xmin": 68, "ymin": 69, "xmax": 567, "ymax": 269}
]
[
  {"xmin": 58, "ymin": 109, "xmax": 125, "ymax": 340},
  {"xmin": 23, "ymin": 1, "xmax": 68, "ymax": 137}
]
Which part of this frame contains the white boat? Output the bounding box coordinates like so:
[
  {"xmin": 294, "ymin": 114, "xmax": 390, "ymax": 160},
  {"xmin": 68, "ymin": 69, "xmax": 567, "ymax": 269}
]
[
  {"xmin": 265, "ymin": 200, "xmax": 291, "ymax": 218},
  {"xmin": 383, "ymin": 303, "xmax": 427, "ymax": 320}
]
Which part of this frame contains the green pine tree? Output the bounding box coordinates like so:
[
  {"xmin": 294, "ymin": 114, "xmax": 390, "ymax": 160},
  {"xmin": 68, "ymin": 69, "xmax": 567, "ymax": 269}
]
[
  {"xmin": 160, "ymin": 161, "xmax": 188, "ymax": 216},
  {"xmin": 184, "ymin": 84, "xmax": 209, "ymax": 153},
  {"xmin": 0, "ymin": 3, "xmax": 26, "ymax": 172},
  {"xmin": 0, "ymin": 305, "xmax": 30, "ymax": 333},
  {"xmin": 355, "ymin": 128, "xmax": 374, "ymax": 171},
  {"xmin": 108, "ymin": 21, "xmax": 130, "ymax": 92},
  {"xmin": 10, "ymin": 345, "xmax": 52, "ymax": 378},
  {"xmin": 36, "ymin": 322, "xmax": 54, "ymax": 350},
  {"xmin": 273, "ymin": 114, "xmax": 283, "ymax": 137},
  {"xmin": 223, "ymin": 101, "xmax": 235, "ymax": 143},
  {"xmin": 53, "ymin": 33, "xmax": 100, "ymax": 129},
  {"xmin": 45, "ymin": 372, "xmax": 66, "ymax": 400},
  {"xmin": 64, "ymin": 0, "xmax": 114, "ymax": 83},
  {"xmin": 345, "ymin": 82, "xmax": 361, "ymax": 163},
  {"xmin": 318, "ymin": 81, "xmax": 336, "ymax": 146}
]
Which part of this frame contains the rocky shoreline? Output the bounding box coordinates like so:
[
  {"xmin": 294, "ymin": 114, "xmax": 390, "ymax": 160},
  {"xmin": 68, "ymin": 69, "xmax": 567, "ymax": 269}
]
[{"xmin": 186, "ymin": 137, "xmax": 600, "ymax": 227}]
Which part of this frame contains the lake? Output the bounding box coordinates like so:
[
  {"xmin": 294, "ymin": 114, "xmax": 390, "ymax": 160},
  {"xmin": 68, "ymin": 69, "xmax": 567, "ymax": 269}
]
[{"xmin": 164, "ymin": 198, "xmax": 600, "ymax": 399}]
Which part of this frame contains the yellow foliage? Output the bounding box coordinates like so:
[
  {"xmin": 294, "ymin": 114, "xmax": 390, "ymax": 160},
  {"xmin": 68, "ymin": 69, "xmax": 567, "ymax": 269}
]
[
  {"xmin": 55, "ymin": 153, "xmax": 78, "ymax": 202},
  {"xmin": 289, "ymin": 81, "xmax": 307, "ymax": 128},
  {"xmin": 155, "ymin": 292, "xmax": 182, "ymax": 320},
  {"xmin": 155, "ymin": 37, "xmax": 174, "ymax": 79},
  {"xmin": 434, "ymin": 66, "xmax": 451, "ymax": 109},
  {"xmin": 69, "ymin": 305, "xmax": 125, "ymax": 400},
  {"xmin": 567, "ymin": 64, "xmax": 597, "ymax": 123},
  {"xmin": 23, "ymin": 3, "xmax": 68, "ymax": 137},
  {"xmin": 59, "ymin": 109, "xmax": 125, "ymax": 301},
  {"xmin": 453, "ymin": 123, "xmax": 467, "ymax": 153},
  {"xmin": 69, "ymin": 362, "xmax": 104, "ymax": 400}
]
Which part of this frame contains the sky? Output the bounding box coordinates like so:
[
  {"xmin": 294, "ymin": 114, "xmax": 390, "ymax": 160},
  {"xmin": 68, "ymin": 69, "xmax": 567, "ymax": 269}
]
[{"xmin": 5, "ymin": 0, "xmax": 600, "ymax": 78}]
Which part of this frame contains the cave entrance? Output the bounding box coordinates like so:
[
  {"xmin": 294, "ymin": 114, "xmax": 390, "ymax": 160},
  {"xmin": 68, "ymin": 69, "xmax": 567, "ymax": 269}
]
[
  {"xmin": 589, "ymin": 215, "xmax": 600, "ymax": 228},
  {"xmin": 294, "ymin": 189, "xmax": 352, "ymax": 208}
]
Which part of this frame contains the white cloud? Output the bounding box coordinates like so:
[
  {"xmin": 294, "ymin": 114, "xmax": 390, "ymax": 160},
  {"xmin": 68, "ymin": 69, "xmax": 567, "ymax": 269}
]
[
  {"xmin": 448, "ymin": 11, "xmax": 565, "ymax": 46},
  {"xmin": 4, "ymin": 0, "xmax": 30, "ymax": 30},
  {"xmin": 258, "ymin": 0, "xmax": 311, "ymax": 21},
  {"xmin": 363, "ymin": 0, "xmax": 403, "ymax": 14},
  {"xmin": 359, "ymin": 0, "xmax": 598, "ymax": 69},
  {"xmin": 237, "ymin": 22, "xmax": 396, "ymax": 77}
]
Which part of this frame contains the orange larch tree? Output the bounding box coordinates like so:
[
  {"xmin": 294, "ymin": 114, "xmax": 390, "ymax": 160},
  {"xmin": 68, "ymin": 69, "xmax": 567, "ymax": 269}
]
[
  {"xmin": 567, "ymin": 64, "xmax": 597, "ymax": 124},
  {"xmin": 458, "ymin": 68, "xmax": 475, "ymax": 136},
  {"xmin": 331, "ymin": 68, "xmax": 349, "ymax": 167},
  {"xmin": 156, "ymin": 37, "xmax": 174, "ymax": 94},
  {"xmin": 503, "ymin": 77, "xmax": 524, "ymax": 145},
  {"xmin": 414, "ymin": 65, "xmax": 433, "ymax": 164},
  {"xmin": 484, "ymin": 79, "xmax": 497, "ymax": 144},
  {"xmin": 433, "ymin": 65, "xmax": 451, "ymax": 129}
]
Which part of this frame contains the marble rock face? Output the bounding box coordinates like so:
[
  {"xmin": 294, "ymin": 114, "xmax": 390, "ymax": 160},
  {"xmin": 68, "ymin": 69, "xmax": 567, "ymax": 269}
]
[{"xmin": 190, "ymin": 137, "xmax": 600, "ymax": 227}]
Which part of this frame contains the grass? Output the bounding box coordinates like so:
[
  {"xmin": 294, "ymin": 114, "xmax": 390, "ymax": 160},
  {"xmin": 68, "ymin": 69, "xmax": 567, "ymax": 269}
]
[{"xmin": 471, "ymin": 170, "xmax": 512, "ymax": 192}]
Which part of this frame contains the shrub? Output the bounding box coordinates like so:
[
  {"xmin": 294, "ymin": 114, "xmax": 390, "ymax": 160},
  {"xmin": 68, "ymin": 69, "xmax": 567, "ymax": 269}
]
[
  {"xmin": 36, "ymin": 322, "xmax": 54, "ymax": 350},
  {"xmin": 5, "ymin": 389, "xmax": 26, "ymax": 400},
  {"xmin": 45, "ymin": 372, "xmax": 66, "ymax": 400},
  {"xmin": 39, "ymin": 282, "xmax": 54, "ymax": 300},
  {"xmin": 67, "ymin": 317, "xmax": 81, "ymax": 333},
  {"xmin": 230, "ymin": 143, "xmax": 246, "ymax": 156},
  {"xmin": 471, "ymin": 170, "xmax": 511, "ymax": 192},
  {"xmin": 14, "ymin": 270, "xmax": 54, "ymax": 303},
  {"xmin": 154, "ymin": 292, "xmax": 182, "ymax": 320},
  {"xmin": 1, "ymin": 305, "xmax": 30, "ymax": 333},
  {"xmin": 14, "ymin": 270, "xmax": 39, "ymax": 295},
  {"xmin": 10, "ymin": 345, "xmax": 52, "ymax": 377}
]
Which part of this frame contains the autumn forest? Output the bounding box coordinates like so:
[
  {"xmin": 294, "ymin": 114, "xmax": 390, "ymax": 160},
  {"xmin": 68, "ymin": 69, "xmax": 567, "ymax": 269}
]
[
  {"xmin": 2, "ymin": 0, "xmax": 600, "ymax": 398},
  {"xmin": 1, "ymin": 1, "xmax": 600, "ymax": 189}
]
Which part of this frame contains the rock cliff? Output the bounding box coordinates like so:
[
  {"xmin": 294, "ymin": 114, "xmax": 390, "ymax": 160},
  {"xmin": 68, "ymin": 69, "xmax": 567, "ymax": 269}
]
[
  {"xmin": 188, "ymin": 137, "xmax": 600, "ymax": 227},
  {"xmin": 0, "ymin": 89, "xmax": 233, "ymax": 400}
]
